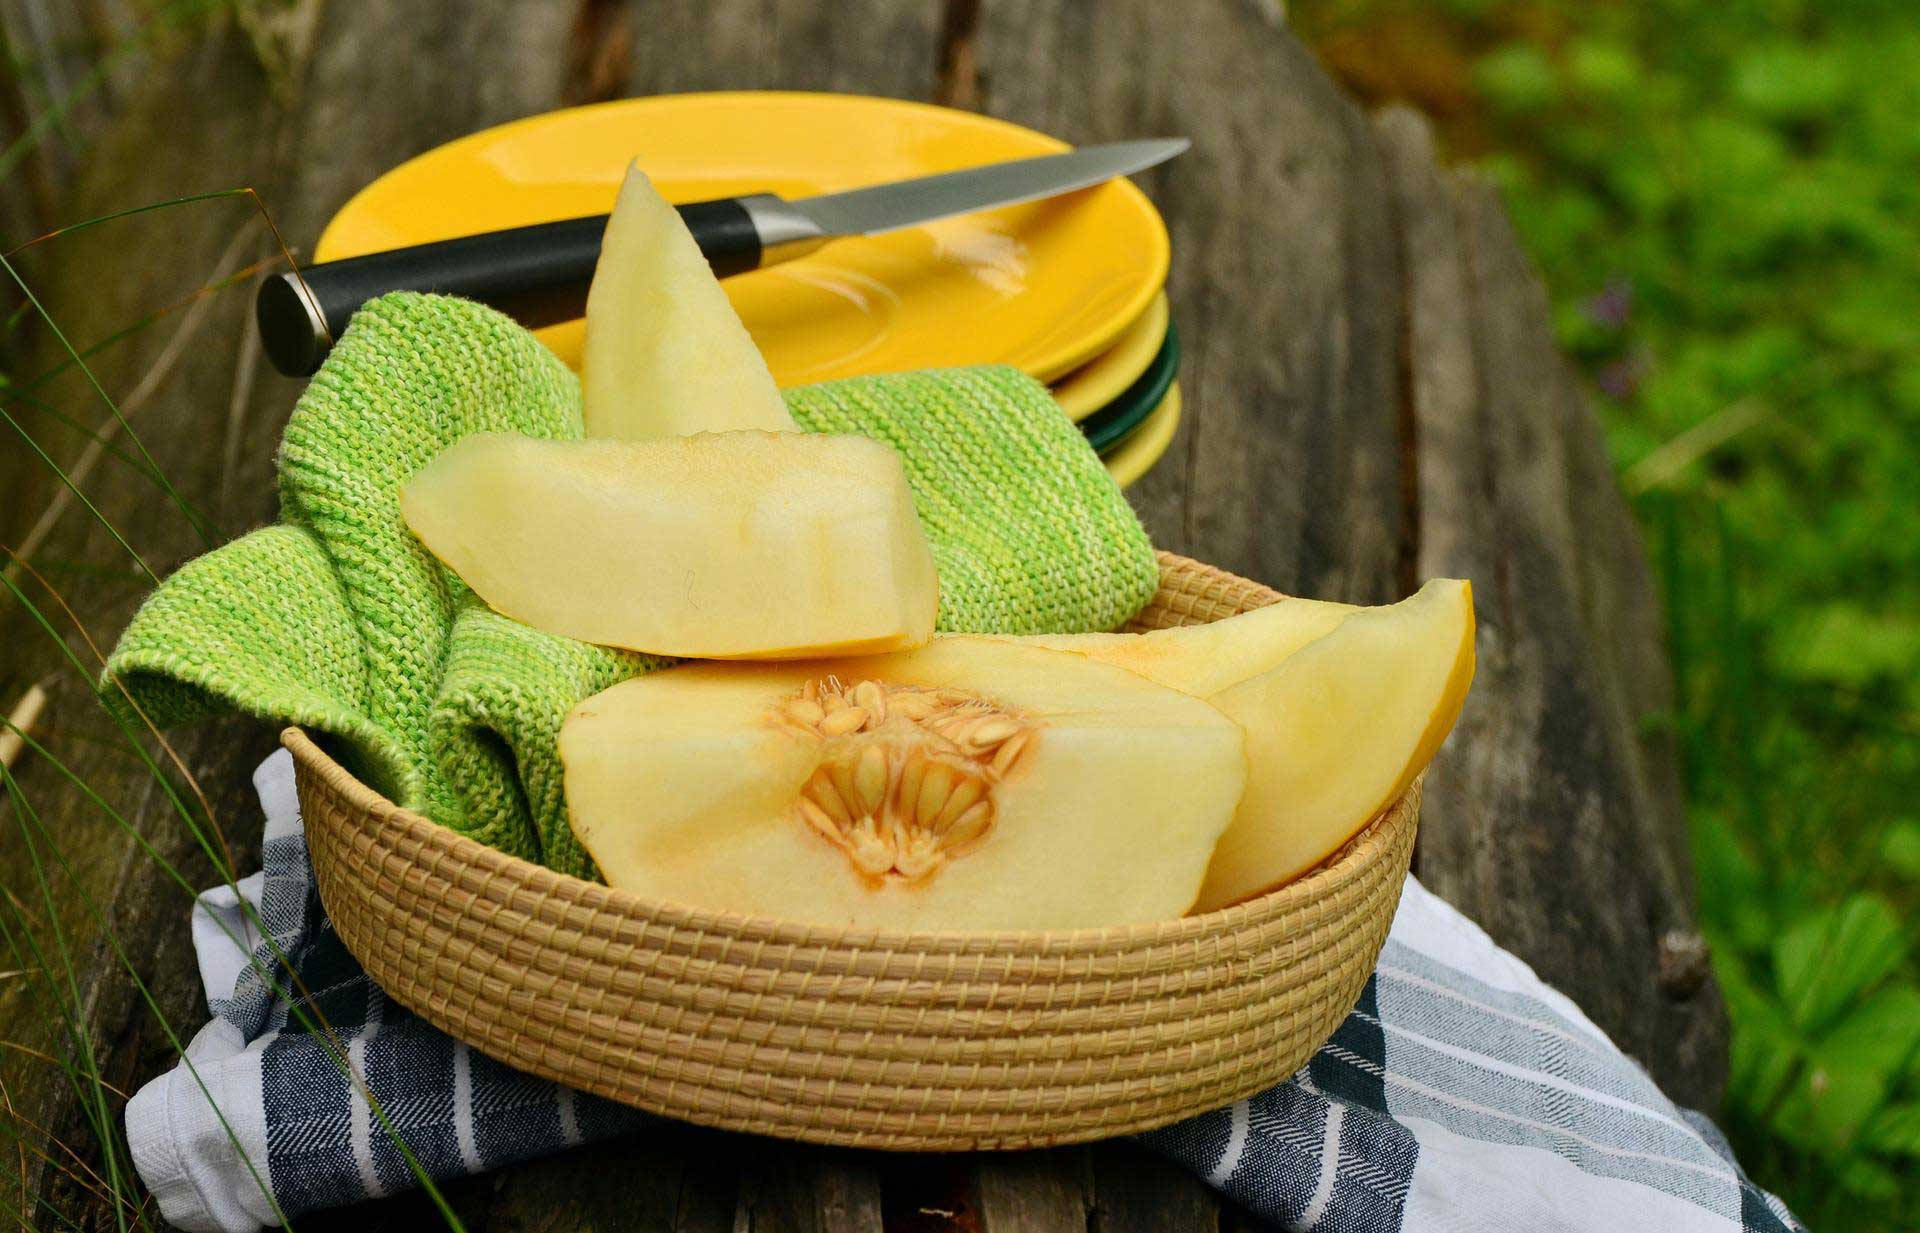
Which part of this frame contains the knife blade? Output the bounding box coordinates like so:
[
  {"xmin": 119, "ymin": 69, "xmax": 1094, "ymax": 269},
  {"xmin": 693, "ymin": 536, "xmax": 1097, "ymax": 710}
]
[
  {"xmin": 773, "ymin": 137, "xmax": 1189, "ymax": 244},
  {"xmin": 256, "ymin": 138, "xmax": 1189, "ymax": 376}
]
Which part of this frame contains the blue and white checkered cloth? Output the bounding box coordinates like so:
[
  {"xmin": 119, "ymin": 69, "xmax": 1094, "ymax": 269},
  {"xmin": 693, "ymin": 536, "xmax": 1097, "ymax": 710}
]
[{"xmin": 127, "ymin": 751, "xmax": 1802, "ymax": 1232}]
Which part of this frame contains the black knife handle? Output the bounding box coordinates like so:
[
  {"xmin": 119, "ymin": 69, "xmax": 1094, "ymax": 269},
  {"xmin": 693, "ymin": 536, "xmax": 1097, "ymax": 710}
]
[{"xmin": 257, "ymin": 197, "xmax": 763, "ymax": 377}]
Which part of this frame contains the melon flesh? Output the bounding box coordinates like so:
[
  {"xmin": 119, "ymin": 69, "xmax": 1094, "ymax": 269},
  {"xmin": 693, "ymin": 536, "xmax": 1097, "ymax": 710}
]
[
  {"xmin": 583, "ymin": 163, "xmax": 795, "ymax": 437},
  {"xmin": 1015, "ymin": 594, "xmax": 1358, "ymax": 697},
  {"xmin": 560, "ymin": 638, "xmax": 1246, "ymax": 932},
  {"xmin": 400, "ymin": 430, "xmax": 938, "ymax": 658},
  {"xmin": 1192, "ymin": 578, "xmax": 1475, "ymax": 911}
]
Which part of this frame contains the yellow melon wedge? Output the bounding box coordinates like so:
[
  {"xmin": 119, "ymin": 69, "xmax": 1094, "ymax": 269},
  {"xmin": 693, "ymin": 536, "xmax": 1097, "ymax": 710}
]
[
  {"xmin": 1192, "ymin": 578, "xmax": 1475, "ymax": 912},
  {"xmin": 583, "ymin": 163, "xmax": 795, "ymax": 437},
  {"xmin": 400, "ymin": 430, "xmax": 938, "ymax": 658},
  {"xmin": 1016, "ymin": 594, "xmax": 1359, "ymax": 697},
  {"xmin": 561, "ymin": 638, "xmax": 1246, "ymax": 932}
]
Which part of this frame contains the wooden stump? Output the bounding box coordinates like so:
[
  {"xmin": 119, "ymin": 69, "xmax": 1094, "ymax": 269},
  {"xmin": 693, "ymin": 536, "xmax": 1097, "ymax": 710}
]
[{"xmin": 0, "ymin": 2, "xmax": 1724, "ymax": 1228}]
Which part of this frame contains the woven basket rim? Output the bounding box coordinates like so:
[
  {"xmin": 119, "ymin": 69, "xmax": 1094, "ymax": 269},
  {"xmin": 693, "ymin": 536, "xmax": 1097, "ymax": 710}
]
[{"xmin": 285, "ymin": 727, "xmax": 1411, "ymax": 953}]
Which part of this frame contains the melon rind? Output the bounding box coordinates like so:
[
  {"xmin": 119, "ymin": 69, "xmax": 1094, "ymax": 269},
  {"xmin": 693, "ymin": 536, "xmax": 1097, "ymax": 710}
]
[{"xmin": 1191, "ymin": 578, "xmax": 1475, "ymax": 911}]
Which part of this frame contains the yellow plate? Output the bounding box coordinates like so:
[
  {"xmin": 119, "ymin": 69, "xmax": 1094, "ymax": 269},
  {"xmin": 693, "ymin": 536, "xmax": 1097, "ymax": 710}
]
[
  {"xmin": 1105, "ymin": 382, "xmax": 1181, "ymax": 489},
  {"xmin": 317, "ymin": 92, "xmax": 1171, "ymax": 386},
  {"xmin": 1052, "ymin": 293, "xmax": 1168, "ymax": 422}
]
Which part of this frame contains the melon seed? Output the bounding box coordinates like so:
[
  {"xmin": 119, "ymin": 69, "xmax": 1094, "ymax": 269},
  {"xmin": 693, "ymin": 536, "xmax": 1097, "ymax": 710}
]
[{"xmin": 775, "ymin": 676, "xmax": 1041, "ymax": 882}]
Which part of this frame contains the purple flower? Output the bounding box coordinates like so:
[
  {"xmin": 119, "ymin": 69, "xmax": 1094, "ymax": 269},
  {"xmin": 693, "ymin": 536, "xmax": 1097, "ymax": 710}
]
[
  {"xmin": 1585, "ymin": 276, "xmax": 1634, "ymax": 330},
  {"xmin": 1596, "ymin": 352, "xmax": 1644, "ymax": 400}
]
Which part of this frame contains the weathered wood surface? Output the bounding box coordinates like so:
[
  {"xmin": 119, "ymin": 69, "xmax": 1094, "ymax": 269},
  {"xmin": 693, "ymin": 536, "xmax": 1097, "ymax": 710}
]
[{"xmin": 0, "ymin": 1, "xmax": 1724, "ymax": 1229}]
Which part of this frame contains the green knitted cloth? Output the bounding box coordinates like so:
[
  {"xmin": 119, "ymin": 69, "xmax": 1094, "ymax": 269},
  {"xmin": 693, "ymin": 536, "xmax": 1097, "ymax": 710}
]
[{"xmin": 104, "ymin": 292, "xmax": 1158, "ymax": 879}]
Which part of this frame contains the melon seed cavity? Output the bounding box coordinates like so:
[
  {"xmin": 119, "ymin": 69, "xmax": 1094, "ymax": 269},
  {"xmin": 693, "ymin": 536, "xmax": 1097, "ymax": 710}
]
[{"xmin": 775, "ymin": 677, "xmax": 1041, "ymax": 882}]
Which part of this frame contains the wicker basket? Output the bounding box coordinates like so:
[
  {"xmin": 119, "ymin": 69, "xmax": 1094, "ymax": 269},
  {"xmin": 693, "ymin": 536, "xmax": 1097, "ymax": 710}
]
[{"xmin": 286, "ymin": 553, "xmax": 1418, "ymax": 1150}]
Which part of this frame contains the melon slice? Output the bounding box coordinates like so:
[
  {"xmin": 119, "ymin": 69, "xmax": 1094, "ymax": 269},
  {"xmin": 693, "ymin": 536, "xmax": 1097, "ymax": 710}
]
[
  {"xmin": 400, "ymin": 430, "xmax": 938, "ymax": 658},
  {"xmin": 560, "ymin": 638, "xmax": 1247, "ymax": 932},
  {"xmin": 1191, "ymin": 578, "xmax": 1475, "ymax": 911},
  {"xmin": 583, "ymin": 162, "xmax": 795, "ymax": 437},
  {"xmin": 1016, "ymin": 594, "xmax": 1359, "ymax": 697}
]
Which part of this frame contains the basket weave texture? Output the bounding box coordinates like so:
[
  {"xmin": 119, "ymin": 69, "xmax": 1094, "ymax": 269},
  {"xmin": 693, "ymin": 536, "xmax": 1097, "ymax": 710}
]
[{"xmin": 288, "ymin": 553, "xmax": 1419, "ymax": 1150}]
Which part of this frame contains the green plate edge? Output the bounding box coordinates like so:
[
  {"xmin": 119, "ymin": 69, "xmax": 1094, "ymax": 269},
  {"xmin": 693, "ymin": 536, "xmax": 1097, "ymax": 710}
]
[{"xmin": 1082, "ymin": 319, "xmax": 1180, "ymax": 454}]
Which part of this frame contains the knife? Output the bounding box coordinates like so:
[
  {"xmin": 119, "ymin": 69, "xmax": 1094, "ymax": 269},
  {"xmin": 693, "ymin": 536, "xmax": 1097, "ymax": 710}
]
[{"xmin": 257, "ymin": 137, "xmax": 1189, "ymax": 377}]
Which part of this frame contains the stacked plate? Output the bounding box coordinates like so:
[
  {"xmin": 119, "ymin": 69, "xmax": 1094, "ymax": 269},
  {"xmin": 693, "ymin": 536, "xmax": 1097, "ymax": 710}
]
[
  {"xmin": 1049, "ymin": 294, "xmax": 1181, "ymax": 488},
  {"xmin": 318, "ymin": 92, "xmax": 1183, "ymax": 485}
]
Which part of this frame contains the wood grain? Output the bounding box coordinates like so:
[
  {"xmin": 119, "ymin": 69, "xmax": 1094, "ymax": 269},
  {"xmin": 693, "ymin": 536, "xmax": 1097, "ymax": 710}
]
[
  {"xmin": 972, "ymin": 1150, "xmax": 1088, "ymax": 1233},
  {"xmin": 0, "ymin": 2, "xmax": 1722, "ymax": 1228},
  {"xmin": 1372, "ymin": 105, "xmax": 1726, "ymax": 1108},
  {"xmin": 971, "ymin": 0, "xmax": 1409, "ymax": 607}
]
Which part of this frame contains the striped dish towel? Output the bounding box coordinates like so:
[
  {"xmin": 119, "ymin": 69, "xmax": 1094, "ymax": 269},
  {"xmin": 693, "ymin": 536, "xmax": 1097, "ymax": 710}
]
[{"xmin": 126, "ymin": 751, "xmax": 1802, "ymax": 1233}]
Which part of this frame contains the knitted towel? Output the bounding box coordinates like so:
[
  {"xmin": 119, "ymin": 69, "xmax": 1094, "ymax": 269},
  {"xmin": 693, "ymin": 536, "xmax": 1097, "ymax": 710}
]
[{"xmin": 103, "ymin": 292, "xmax": 1159, "ymax": 878}]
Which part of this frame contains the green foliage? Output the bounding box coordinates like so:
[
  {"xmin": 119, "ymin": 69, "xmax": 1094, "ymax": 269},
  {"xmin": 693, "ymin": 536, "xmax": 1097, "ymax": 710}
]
[{"xmin": 1293, "ymin": 1, "xmax": 1920, "ymax": 1227}]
